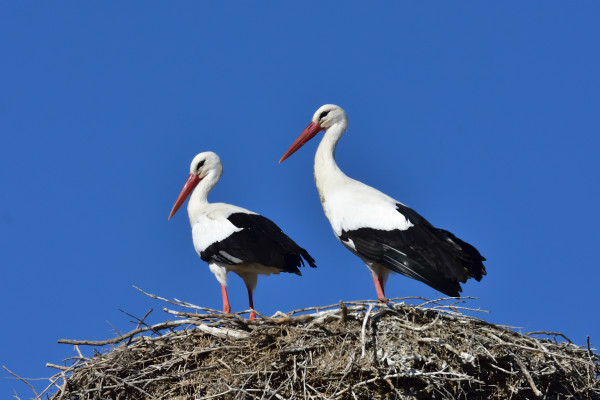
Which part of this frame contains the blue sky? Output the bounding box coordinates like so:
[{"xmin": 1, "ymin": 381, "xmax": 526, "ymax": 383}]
[{"xmin": 1, "ymin": 2, "xmax": 599, "ymax": 397}]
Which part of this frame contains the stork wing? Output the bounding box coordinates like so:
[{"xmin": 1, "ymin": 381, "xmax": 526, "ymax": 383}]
[
  {"xmin": 200, "ymin": 212, "xmax": 317, "ymax": 273},
  {"xmin": 340, "ymin": 203, "xmax": 486, "ymax": 297}
]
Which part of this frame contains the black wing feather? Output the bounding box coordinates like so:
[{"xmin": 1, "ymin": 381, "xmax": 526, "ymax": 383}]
[
  {"xmin": 340, "ymin": 203, "xmax": 486, "ymax": 296},
  {"xmin": 200, "ymin": 213, "xmax": 317, "ymax": 274}
]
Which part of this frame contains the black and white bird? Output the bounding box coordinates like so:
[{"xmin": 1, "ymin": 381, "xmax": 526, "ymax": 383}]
[
  {"xmin": 279, "ymin": 105, "xmax": 486, "ymax": 299},
  {"xmin": 169, "ymin": 151, "xmax": 317, "ymax": 319}
]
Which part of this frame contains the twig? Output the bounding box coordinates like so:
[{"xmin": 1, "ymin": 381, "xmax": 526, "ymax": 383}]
[
  {"xmin": 526, "ymin": 331, "xmax": 573, "ymax": 344},
  {"xmin": 111, "ymin": 374, "xmax": 159, "ymax": 400},
  {"xmin": 511, "ymin": 352, "xmax": 543, "ymax": 397},
  {"xmin": 361, "ymin": 304, "xmax": 374, "ymax": 359},
  {"xmin": 45, "ymin": 364, "xmax": 70, "ymax": 371},
  {"xmin": 340, "ymin": 301, "xmax": 348, "ymax": 323},
  {"xmin": 199, "ymin": 389, "xmax": 235, "ymax": 399},
  {"xmin": 124, "ymin": 308, "xmax": 155, "ymax": 345},
  {"xmin": 74, "ymin": 345, "xmax": 84, "ymax": 359},
  {"xmin": 195, "ymin": 322, "xmax": 249, "ymax": 339},
  {"xmin": 57, "ymin": 319, "xmax": 195, "ymax": 346},
  {"xmin": 134, "ymin": 285, "xmax": 219, "ymax": 313},
  {"xmin": 333, "ymin": 370, "xmax": 478, "ymax": 397},
  {"xmin": 2, "ymin": 366, "xmax": 38, "ymax": 398},
  {"xmin": 162, "ymin": 307, "xmax": 229, "ymax": 320},
  {"xmin": 279, "ymin": 345, "xmax": 324, "ymax": 355}
]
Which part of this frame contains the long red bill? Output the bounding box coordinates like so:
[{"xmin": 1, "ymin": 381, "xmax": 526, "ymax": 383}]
[
  {"xmin": 168, "ymin": 174, "xmax": 202, "ymax": 219},
  {"xmin": 279, "ymin": 121, "xmax": 323, "ymax": 163}
]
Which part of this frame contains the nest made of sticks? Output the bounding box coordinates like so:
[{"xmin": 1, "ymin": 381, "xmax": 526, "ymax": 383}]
[{"xmin": 29, "ymin": 288, "xmax": 600, "ymax": 399}]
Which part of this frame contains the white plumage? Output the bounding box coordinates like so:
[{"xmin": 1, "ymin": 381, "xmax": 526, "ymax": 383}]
[
  {"xmin": 169, "ymin": 152, "xmax": 316, "ymax": 319},
  {"xmin": 280, "ymin": 105, "xmax": 486, "ymax": 299},
  {"xmin": 189, "ymin": 206, "xmax": 247, "ymax": 256},
  {"xmin": 321, "ymin": 182, "xmax": 415, "ymax": 236}
]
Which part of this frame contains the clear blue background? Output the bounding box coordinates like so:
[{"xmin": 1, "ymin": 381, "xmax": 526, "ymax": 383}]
[{"xmin": 1, "ymin": 2, "xmax": 599, "ymax": 397}]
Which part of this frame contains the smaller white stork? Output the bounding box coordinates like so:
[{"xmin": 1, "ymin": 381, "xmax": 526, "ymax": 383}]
[
  {"xmin": 280, "ymin": 105, "xmax": 486, "ymax": 299},
  {"xmin": 169, "ymin": 151, "xmax": 316, "ymax": 319}
]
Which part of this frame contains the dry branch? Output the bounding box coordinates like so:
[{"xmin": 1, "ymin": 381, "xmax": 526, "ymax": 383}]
[{"xmin": 57, "ymin": 319, "xmax": 196, "ymax": 346}]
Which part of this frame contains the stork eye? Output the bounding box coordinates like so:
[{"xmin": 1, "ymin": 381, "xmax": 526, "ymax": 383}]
[
  {"xmin": 319, "ymin": 110, "xmax": 330, "ymax": 120},
  {"xmin": 196, "ymin": 160, "xmax": 205, "ymax": 171}
]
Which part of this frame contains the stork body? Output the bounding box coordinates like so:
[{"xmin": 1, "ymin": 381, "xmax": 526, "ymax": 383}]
[
  {"xmin": 280, "ymin": 105, "xmax": 486, "ymax": 298},
  {"xmin": 169, "ymin": 152, "xmax": 316, "ymax": 319}
]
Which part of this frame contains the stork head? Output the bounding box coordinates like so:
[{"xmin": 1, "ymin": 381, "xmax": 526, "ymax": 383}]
[
  {"xmin": 169, "ymin": 151, "xmax": 222, "ymax": 219},
  {"xmin": 279, "ymin": 104, "xmax": 347, "ymax": 163},
  {"xmin": 188, "ymin": 151, "xmax": 222, "ymax": 177},
  {"xmin": 311, "ymin": 104, "xmax": 347, "ymax": 129}
]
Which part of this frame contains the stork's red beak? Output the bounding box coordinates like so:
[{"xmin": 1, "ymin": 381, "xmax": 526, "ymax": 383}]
[
  {"xmin": 168, "ymin": 174, "xmax": 202, "ymax": 220},
  {"xmin": 279, "ymin": 121, "xmax": 323, "ymax": 163}
]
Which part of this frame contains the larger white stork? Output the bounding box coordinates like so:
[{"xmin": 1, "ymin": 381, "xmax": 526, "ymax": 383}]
[
  {"xmin": 279, "ymin": 105, "xmax": 486, "ymax": 299},
  {"xmin": 169, "ymin": 151, "xmax": 317, "ymax": 319}
]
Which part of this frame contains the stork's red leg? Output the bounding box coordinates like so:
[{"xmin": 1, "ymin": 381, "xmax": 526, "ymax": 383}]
[
  {"xmin": 372, "ymin": 273, "xmax": 387, "ymax": 302},
  {"xmin": 245, "ymin": 284, "xmax": 256, "ymax": 321},
  {"xmin": 220, "ymin": 284, "xmax": 231, "ymax": 314}
]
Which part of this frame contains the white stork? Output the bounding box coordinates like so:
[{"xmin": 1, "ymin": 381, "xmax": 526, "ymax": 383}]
[
  {"xmin": 279, "ymin": 105, "xmax": 486, "ymax": 299},
  {"xmin": 169, "ymin": 151, "xmax": 316, "ymax": 319}
]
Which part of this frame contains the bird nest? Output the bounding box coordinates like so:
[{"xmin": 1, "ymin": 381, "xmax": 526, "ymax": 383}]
[{"xmin": 19, "ymin": 288, "xmax": 600, "ymax": 399}]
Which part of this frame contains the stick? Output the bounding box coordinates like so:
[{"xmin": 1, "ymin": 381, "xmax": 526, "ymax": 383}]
[
  {"xmin": 134, "ymin": 285, "xmax": 220, "ymax": 313},
  {"xmin": 45, "ymin": 363, "xmax": 70, "ymax": 371},
  {"xmin": 361, "ymin": 304, "xmax": 374, "ymax": 359},
  {"xmin": 2, "ymin": 366, "xmax": 38, "ymax": 398},
  {"xmin": 526, "ymin": 331, "xmax": 573, "ymax": 344},
  {"xmin": 195, "ymin": 323, "xmax": 250, "ymax": 339},
  {"xmin": 58, "ymin": 319, "xmax": 195, "ymax": 346},
  {"xmin": 511, "ymin": 352, "xmax": 543, "ymax": 397}
]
